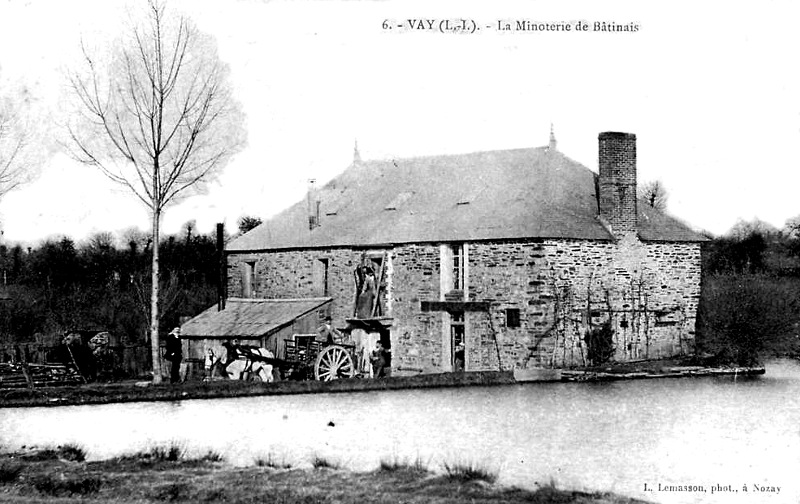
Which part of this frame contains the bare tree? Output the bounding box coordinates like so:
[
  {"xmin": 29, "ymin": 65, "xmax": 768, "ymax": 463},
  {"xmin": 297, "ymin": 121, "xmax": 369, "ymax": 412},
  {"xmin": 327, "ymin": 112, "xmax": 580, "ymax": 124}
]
[
  {"xmin": 181, "ymin": 219, "xmax": 196, "ymax": 243},
  {"xmin": 0, "ymin": 84, "xmax": 37, "ymax": 200},
  {"xmin": 237, "ymin": 215, "xmax": 262, "ymax": 234},
  {"xmin": 638, "ymin": 180, "xmax": 668, "ymax": 212},
  {"xmin": 119, "ymin": 226, "xmax": 151, "ymax": 252},
  {"xmin": 85, "ymin": 231, "xmax": 117, "ymax": 251},
  {"xmin": 66, "ymin": 1, "xmax": 245, "ymax": 382}
]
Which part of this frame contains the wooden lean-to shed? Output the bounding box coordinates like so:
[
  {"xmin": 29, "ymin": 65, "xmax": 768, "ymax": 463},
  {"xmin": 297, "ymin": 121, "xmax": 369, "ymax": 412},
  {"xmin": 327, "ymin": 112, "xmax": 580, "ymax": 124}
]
[{"xmin": 179, "ymin": 297, "xmax": 332, "ymax": 362}]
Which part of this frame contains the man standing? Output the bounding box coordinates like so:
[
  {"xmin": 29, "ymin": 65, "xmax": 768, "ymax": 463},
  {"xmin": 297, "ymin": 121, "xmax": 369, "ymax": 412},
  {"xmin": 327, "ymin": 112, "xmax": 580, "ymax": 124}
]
[
  {"xmin": 317, "ymin": 316, "xmax": 344, "ymax": 344},
  {"xmin": 369, "ymin": 340, "xmax": 387, "ymax": 378},
  {"xmin": 454, "ymin": 341, "xmax": 465, "ymax": 372},
  {"xmin": 165, "ymin": 327, "xmax": 182, "ymax": 383}
]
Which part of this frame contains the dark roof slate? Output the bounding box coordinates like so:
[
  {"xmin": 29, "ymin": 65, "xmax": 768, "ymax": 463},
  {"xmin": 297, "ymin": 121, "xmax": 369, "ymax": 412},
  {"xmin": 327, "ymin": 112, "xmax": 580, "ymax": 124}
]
[
  {"xmin": 228, "ymin": 146, "xmax": 706, "ymax": 251},
  {"xmin": 180, "ymin": 298, "xmax": 331, "ymax": 338}
]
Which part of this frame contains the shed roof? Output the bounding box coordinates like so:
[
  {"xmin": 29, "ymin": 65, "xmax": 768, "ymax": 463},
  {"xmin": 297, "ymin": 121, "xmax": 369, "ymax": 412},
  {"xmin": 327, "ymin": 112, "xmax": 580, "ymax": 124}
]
[
  {"xmin": 180, "ymin": 298, "xmax": 331, "ymax": 338},
  {"xmin": 228, "ymin": 146, "xmax": 706, "ymax": 252}
]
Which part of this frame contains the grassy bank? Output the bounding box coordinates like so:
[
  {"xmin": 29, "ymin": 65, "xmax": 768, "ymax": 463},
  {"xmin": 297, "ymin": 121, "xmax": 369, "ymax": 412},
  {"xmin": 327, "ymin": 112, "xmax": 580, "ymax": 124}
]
[{"xmin": 0, "ymin": 445, "xmax": 650, "ymax": 504}]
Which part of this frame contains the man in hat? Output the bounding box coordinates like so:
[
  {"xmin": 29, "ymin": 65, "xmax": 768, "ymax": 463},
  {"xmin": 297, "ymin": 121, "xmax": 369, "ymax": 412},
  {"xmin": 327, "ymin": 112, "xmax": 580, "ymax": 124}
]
[
  {"xmin": 369, "ymin": 340, "xmax": 388, "ymax": 378},
  {"xmin": 165, "ymin": 327, "xmax": 182, "ymax": 383},
  {"xmin": 317, "ymin": 315, "xmax": 344, "ymax": 345}
]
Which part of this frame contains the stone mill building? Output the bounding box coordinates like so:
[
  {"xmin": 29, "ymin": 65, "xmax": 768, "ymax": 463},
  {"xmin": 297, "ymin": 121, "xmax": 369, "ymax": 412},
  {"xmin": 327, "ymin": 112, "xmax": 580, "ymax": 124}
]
[{"xmin": 223, "ymin": 131, "xmax": 707, "ymax": 374}]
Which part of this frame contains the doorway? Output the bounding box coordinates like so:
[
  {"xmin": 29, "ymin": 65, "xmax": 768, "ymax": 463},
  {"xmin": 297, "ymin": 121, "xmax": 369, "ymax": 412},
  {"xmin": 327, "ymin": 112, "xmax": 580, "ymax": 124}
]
[{"xmin": 451, "ymin": 312, "xmax": 465, "ymax": 372}]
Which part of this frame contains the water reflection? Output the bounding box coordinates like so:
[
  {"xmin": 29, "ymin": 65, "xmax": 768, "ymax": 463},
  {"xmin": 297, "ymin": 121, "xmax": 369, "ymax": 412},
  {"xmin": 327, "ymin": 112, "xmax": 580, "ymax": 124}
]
[{"xmin": 2, "ymin": 360, "xmax": 800, "ymax": 504}]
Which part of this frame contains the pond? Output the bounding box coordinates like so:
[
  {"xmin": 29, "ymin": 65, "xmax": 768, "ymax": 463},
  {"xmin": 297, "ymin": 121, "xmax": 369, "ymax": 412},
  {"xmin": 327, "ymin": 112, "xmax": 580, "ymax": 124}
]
[{"xmin": 2, "ymin": 360, "xmax": 799, "ymax": 504}]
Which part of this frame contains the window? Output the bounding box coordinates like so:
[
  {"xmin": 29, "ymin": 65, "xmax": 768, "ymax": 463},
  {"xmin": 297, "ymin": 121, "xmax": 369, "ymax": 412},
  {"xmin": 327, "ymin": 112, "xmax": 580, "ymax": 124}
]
[
  {"xmin": 440, "ymin": 243, "xmax": 467, "ymax": 299},
  {"xmin": 505, "ymin": 308, "xmax": 521, "ymax": 328},
  {"xmin": 451, "ymin": 243, "xmax": 464, "ymax": 290},
  {"xmin": 317, "ymin": 258, "xmax": 329, "ymax": 296},
  {"xmin": 241, "ymin": 261, "xmax": 256, "ymax": 298}
]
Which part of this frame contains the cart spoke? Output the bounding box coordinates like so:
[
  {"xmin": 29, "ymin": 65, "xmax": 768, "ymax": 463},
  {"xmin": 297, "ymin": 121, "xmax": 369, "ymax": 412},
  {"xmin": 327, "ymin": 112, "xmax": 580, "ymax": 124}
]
[{"xmin": 314, "ymin": 345, "xmax": 356, "ymax": 380}]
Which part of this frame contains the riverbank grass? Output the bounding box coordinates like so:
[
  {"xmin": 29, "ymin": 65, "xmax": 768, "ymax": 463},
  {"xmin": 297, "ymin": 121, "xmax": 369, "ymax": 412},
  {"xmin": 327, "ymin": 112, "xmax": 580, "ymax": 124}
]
[
  {"xmin": 0, "ymin": 447, "xmax": 653, "ymax": 503},
  {"xmin": 311, "ymin": 454, "xmax": 340, "ymax": 469},
  {"xmin": 379, "ymin": 455, "xmax": 430, "ymax": 475},
  {"xmin": 443, "ymin": 460, "xmax": 498, "ymax": 484},
  {"xmin": 254, "ymin": 452, "xmax": 292, "ymax": 469}
]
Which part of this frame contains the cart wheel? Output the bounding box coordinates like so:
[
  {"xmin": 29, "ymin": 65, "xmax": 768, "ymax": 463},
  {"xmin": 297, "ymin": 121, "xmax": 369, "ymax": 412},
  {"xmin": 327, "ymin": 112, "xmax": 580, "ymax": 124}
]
[{"xmin": 314, "ymin": 345, "xmax": 356, "ymax": 381}]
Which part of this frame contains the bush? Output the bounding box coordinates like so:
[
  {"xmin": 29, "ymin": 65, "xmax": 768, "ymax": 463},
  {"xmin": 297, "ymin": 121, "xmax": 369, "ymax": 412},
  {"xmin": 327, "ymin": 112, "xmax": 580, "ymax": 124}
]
[
  {"xmin": 697, "ymin": 274, "xmax": 800, "ymax": 365},
  {"xmin": 584, "ymin": 321, "xmax": 615, "ymax": 366},
  {"xmin": 58, "ymin": 443, "xmax": 86, "ymax": 462},
  {"xmin": 0, "ymin": 462, "xmax": 23, "ymax": 484}
]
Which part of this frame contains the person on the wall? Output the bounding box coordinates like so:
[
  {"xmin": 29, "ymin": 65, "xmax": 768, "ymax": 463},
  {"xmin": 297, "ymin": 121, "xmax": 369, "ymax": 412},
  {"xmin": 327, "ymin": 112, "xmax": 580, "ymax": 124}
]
[
  {"xmin": 164, "ymin": 327, "xmax": 183, "ymax": 384},
  {"xmin": 356, "ymin": 266, "xmax": 376, "ymax": 319}
]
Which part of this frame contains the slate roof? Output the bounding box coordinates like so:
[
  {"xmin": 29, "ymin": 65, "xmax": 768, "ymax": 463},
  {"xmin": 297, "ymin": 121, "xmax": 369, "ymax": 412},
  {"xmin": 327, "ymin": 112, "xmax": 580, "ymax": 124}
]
[
  {"xmin": 180, "ymin": 298, "xmax": 331, "ymax": 338},
  {"xmin": 228, "ymin": 146, "xmax": 706, "ymax": 252}
]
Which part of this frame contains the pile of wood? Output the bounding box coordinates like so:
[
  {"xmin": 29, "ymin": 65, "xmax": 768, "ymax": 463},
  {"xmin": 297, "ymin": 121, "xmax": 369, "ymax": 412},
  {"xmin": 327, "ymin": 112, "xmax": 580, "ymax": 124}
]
[{"xmin": 0, "ymin": 362, "xmax": 84, "ymax": 389}]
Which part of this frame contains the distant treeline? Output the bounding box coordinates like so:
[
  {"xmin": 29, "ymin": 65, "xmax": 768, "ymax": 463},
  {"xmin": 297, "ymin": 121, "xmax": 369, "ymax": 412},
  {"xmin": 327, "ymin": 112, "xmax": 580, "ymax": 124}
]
[
  {"xmin": 698, "ymin": 220, "xmax": 800, "ymax": 365},
  {"xmin": 0, "ymin": 224, "xmax": 221, "ymax": 347}
]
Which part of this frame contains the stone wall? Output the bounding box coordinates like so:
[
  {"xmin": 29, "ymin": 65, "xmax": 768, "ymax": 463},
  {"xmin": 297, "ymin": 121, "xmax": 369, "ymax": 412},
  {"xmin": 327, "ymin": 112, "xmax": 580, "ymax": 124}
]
[
  {"xmin": 390, "ymin": 244, "xmax": 443, "ymax": 373},
  {"xmin": 227, "ymin": 249, "xmax": 373, "ymax": 326},
  {"xmin": 468, "ymin": 236, "xmax": 701, "ymax": 368},
  {"xmin": 227, "ymin": 236, "xmax": 702, "ymax": 372}
]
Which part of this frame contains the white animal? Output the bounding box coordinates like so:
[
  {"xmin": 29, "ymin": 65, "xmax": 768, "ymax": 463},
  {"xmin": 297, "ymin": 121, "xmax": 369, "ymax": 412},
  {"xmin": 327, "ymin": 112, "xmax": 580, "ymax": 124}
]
[{"xmin": 222, "ymin": 347, "xmax": 275, "ymax": 382}]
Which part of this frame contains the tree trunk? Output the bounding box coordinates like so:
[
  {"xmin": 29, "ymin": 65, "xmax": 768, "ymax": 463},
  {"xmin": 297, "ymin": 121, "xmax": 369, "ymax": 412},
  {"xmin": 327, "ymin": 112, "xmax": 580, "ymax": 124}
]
[{"xmin": 150, "ymin": 208, "xmax": 162, "ymax": 383}]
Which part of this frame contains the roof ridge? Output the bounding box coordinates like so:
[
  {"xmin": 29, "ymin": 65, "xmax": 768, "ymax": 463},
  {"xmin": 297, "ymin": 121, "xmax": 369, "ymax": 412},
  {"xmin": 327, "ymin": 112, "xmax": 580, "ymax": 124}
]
[{"xmin": 359, "ymin": 145, "xmax": 548, "ymax": 165}]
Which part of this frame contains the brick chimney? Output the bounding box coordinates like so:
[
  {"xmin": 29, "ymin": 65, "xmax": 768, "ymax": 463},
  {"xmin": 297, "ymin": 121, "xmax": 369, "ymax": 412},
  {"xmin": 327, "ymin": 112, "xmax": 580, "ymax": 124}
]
[{"xmin": 598, "ymin": 132, "xmax": 637, "ymax": 239}]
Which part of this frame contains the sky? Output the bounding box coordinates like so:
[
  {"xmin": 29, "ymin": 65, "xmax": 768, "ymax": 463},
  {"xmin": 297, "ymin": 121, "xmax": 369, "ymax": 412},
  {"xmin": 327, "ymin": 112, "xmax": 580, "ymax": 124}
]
[{"xmin": 0, "ymin": 0, "xmax": 798, "ymax": 245}]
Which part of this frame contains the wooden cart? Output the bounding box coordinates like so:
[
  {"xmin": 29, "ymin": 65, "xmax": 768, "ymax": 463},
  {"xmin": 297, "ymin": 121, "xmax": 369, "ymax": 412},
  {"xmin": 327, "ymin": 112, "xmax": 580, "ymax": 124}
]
[
  {"xmin": 231, "ymin": 337, "xmax": 358, "ymax": 381},
  {"xmin": 283, "ymin": 337, "xmax": 358, "ymax": 381}
]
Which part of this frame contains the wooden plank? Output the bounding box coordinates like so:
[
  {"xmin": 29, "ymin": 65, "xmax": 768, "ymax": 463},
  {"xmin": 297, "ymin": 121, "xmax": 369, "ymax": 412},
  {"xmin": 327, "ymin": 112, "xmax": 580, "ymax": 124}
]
[
  {"xmin": 352, "ymin": 269, "xmax": 360, "ymax": 318},
  {"xmin": 420, "ymin": 301, "xmax": 490, "ymax": 312}
]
